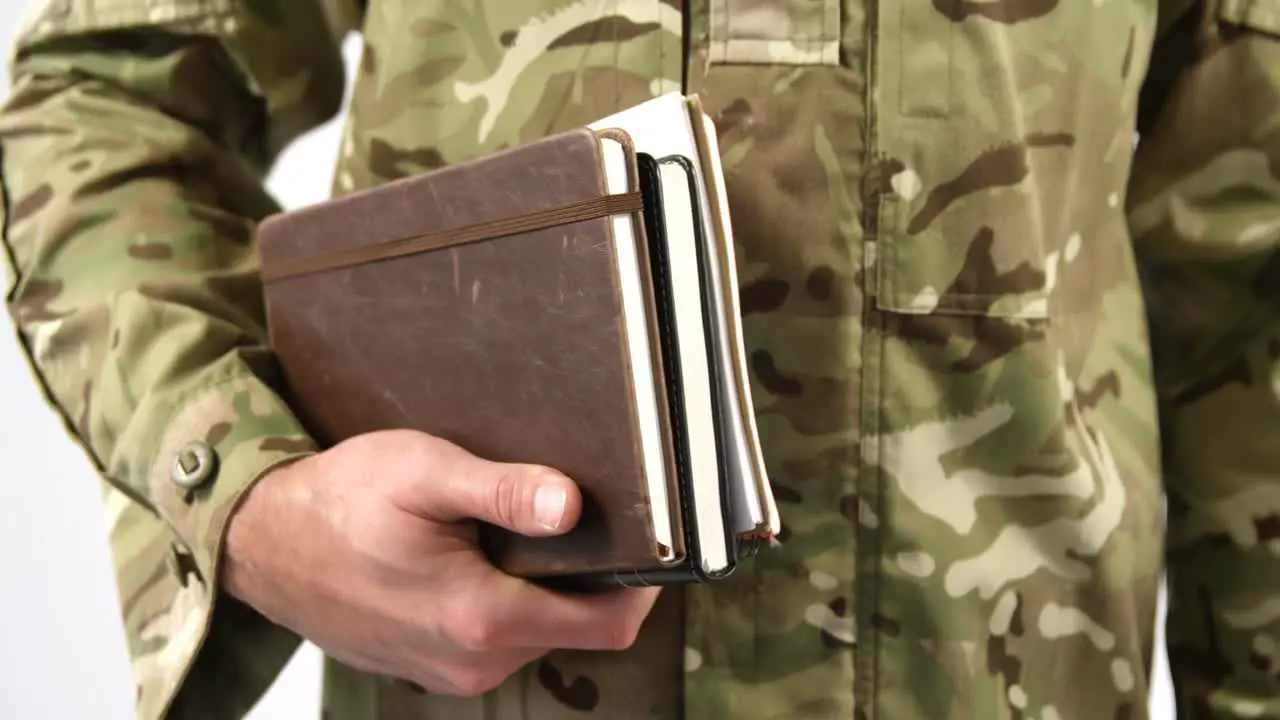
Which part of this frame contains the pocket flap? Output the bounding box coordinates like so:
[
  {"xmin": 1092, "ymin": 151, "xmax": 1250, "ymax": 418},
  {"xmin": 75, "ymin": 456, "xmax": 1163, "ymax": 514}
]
[
  {"xmin": 707, "ymin": 0, "xmax": 842, "ymax": 65},
  {"xmin": 1217, "ymin": 0, "xmax": 1280, "ymax": 36},
  {"xmin": 14, "ymin": 0, "xmax": 234, "ymax": 52}
]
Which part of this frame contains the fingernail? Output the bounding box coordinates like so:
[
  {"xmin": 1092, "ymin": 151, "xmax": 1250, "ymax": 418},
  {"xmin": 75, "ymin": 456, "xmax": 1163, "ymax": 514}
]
[{"xmin": 534, "ymin": 482, "xmax": 567, "ymax": 530}]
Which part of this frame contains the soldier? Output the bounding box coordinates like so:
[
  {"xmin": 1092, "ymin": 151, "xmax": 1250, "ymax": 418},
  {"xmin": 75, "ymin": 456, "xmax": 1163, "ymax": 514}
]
[{"xmin": 1, "ymin": 0, "xmax": 1278, "ymax": 718}]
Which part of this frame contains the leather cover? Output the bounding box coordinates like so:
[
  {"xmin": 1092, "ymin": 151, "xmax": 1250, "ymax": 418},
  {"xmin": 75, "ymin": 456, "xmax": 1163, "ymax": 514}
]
[{"xmin": 257, "ymin": 128, "xmax": 673, "ymax": 579}]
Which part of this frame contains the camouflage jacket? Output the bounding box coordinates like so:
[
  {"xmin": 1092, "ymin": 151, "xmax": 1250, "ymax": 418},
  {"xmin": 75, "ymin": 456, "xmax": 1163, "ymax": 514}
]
[{"xmin": 3, "ymin": 0, "xmax": 1280, "ymax": 717}]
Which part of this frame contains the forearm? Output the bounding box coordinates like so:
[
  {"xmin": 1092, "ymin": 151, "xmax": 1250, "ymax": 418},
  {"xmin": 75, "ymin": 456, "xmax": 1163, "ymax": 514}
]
[
  {"xmin": 0, "ymin": 22, "xmax": 339, "ymax": 718},
  {"xmin": 1130, "ymin": 2, "xmax": 1280, "ymax": 716},
  {"xmin": 1160, "ymin": 315, "xmax": 1280, "ymax": 719}
]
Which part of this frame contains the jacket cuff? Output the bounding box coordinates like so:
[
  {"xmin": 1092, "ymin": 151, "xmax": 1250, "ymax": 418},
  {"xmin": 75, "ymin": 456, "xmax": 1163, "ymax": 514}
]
[{"xmin": 116, "ymin": 368, "xmax": 316, "ymax": 718}]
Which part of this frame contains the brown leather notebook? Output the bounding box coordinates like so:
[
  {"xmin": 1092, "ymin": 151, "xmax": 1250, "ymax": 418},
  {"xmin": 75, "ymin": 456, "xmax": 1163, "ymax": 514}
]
[{"xmin": 258, "ymin": 93, "xmax": 779, "ymax": 587}]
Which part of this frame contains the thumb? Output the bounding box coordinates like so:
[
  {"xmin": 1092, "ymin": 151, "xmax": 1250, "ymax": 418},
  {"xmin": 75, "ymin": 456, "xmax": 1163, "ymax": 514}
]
[{"xmin": 403, "ymin": 438, "xmax": 582, "ymax": 536}]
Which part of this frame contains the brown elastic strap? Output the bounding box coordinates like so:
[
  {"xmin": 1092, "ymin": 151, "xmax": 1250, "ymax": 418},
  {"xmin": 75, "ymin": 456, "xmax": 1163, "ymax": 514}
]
[{"xmin": 261, "ymin": 191, "xmax": 645, "ymax": 282}]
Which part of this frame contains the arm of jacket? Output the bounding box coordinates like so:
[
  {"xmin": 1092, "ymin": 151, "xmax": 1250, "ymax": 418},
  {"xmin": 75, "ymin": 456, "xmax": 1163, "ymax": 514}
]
[
  {"xmin": 1129, "ymin": 0, "xmax": 1280, "ymax": 716},
  {"xmin": 0, "ymin": 1, "xmax": 357, "ymax": 717}
]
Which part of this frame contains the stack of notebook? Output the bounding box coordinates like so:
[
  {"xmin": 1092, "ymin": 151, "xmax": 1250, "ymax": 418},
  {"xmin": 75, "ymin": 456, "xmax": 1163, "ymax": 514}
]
[{"xmin": 256, "ymin": 93, "xmax": 780, "ymax": 588}]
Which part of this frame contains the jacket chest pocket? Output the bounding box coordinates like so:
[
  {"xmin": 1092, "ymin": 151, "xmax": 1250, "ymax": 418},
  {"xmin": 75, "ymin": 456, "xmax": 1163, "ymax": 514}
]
[
  {"xmin": 868, "ymin": 2, "xmax": 1155, "ymax": 321},
  {"xmin": 707, "ymin": 0, "xmax": 844, "ymax": 65}
]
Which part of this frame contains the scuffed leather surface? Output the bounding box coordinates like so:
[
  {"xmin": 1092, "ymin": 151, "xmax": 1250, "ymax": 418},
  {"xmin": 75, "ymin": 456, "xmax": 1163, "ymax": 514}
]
[{"xmin": 259, "ymin": 128, "xmax": 663, "ymax": 578}]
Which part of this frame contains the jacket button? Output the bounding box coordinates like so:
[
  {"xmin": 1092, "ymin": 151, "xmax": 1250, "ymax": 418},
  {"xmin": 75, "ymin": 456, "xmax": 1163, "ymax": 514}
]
[{"xmin": 171, "ymin": 440, "xmax": 217, "ymax": 489}]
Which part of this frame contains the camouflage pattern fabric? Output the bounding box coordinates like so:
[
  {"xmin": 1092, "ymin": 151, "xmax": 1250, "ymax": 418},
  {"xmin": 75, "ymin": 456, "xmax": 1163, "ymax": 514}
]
[{"xmin": 1, "ymin": 0, "xmax": 1279, "ymax": 718}]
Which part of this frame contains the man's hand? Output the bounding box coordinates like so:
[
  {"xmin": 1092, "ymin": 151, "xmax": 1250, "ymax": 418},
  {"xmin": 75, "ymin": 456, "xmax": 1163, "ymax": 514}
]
[{"xmin": 221, "ymin": 429, "xmax": 661, "ymax": 696}]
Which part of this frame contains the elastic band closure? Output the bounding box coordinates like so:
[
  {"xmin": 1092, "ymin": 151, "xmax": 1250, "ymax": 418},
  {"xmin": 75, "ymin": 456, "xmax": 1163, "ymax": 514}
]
[{"xmin": 261, "ymin": 191, "xmax": 645, "ymax": 282}]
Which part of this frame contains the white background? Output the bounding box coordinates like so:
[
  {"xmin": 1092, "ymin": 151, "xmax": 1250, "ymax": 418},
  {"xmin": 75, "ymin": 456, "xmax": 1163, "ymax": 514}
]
[{"xmin": 0, "ymin": 6, "xmax": 1175, "ymax": 718}]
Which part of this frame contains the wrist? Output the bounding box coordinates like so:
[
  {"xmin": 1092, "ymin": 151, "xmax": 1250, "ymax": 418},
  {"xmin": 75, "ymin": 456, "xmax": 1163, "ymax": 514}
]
[{"xmin": 220, "ymin": 460, "xmax": 298, "ymax": 605}]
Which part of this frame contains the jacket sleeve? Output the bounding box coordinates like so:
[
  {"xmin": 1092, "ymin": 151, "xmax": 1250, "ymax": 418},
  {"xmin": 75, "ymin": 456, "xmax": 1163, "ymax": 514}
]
[
  {"xmin": 0, "ymin": 1, "xmax": 355, "ymax": 717},
  {"xmin": 1127, "ymin": 1, "xmax": 1280, "ymax": 717}
]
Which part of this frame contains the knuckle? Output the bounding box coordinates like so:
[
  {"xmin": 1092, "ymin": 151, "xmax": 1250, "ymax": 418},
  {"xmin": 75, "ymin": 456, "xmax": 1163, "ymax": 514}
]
[
  {"xmin": 442, "ymin": 597, "xmax": 498, "ymax": 653},
  {"xmin": 489, "ymin": 468, "xmax": 527, "ymax": 527},
  {"xmin": 380, "ymin": 428, "xmax": 427, "ymax": 457},
  {"xmin": 410, "ymin": 433, "xmax": 449, "ymax": 469},
  {"xmin": 620, "ymin": 599, "xmax": 655, "ymax": 648},
  {"xmin": 454, "ymin": 616, "xmax": 499, "ymax": 653},
  {"xmin": 448, "ymin": 666, "xmax": 504, "ymax": 697},
  {"xmin": 605, "ymin": 615, "xmax": 643, "ymax": 651}
]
